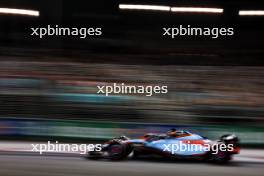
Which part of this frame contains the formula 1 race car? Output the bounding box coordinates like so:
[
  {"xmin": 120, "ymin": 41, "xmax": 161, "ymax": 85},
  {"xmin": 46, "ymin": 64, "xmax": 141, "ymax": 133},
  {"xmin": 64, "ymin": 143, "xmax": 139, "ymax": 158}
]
[{"xmin": 86, "ymin": 129, "xmax": 240, "ymax": 163}]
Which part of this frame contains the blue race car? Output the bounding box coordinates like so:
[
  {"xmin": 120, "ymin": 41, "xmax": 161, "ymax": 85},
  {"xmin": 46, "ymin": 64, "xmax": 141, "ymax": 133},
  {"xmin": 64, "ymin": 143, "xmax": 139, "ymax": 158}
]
[{"xmin": 86, "ymin": 129, "xmax": 240, "ymax": 163}]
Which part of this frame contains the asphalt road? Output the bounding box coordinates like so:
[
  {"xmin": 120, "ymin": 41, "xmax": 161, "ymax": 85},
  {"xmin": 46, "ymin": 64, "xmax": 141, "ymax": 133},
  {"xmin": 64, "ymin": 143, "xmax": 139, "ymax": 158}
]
[{"xmin": 0, "ymin": 154, "xmax": 263, "ymax": 176}]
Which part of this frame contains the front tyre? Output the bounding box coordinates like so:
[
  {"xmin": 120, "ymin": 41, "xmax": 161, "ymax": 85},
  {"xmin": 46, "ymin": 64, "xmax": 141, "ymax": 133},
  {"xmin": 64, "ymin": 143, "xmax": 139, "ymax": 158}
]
[{"xmin": 108, "ymin": 144, "xmax": 128, "ymax": 160}]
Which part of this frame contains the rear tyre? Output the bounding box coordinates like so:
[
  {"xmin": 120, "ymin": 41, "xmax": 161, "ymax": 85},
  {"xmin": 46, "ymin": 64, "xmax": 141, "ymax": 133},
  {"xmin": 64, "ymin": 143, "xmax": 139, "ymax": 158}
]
[
  {"xmin": 220, "ymin": 134, "xmax": 239, "ymax": 144},
  {"xmin": 210, "ymin": 151, "xmax": 231, "ymax": 163}
]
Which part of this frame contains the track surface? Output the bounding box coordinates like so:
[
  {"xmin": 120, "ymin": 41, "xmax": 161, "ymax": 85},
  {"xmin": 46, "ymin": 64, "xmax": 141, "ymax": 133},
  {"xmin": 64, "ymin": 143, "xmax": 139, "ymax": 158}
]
[{"xmin": 0, "ymin": 154, "xmax": 264, "ymax": 176}]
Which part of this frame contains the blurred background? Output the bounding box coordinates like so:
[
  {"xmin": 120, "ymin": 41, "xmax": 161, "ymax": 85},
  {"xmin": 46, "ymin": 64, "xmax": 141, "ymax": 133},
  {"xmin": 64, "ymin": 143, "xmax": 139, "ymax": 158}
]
[
  {"xmin": 1, "ymin": 1, "xmax": 264, "ymax": 176},
  {"xmin": 1, "ymin": 0, "xmax": 264, "ymax": 146},
  {"xmin": 0, "ymin": 0, "xmax": 264, "ymax": 152}
]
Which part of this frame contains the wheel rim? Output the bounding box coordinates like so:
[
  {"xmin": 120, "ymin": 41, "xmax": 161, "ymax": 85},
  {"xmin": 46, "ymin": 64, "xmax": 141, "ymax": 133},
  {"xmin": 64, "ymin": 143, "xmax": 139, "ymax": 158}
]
[{"xmin": 110, "ymin": 145, "xmax": 122, "ymax": 155}]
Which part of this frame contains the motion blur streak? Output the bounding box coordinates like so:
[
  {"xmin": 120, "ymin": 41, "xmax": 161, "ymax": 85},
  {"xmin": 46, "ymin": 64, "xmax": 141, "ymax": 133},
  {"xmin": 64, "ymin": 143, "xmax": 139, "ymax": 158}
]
[
  {"xmin": 1, "ymin": 59, "xmax": 264, "ymax": 125},
  {"xmin": 119, "ymin": 5, "xmax": 223, "ymax": 14},
  {"xmin": 119, "ymin": 4, "xmax": 170, "ymax": 11},
  {"xmin": 0, "ymin": 0, "xmax": 264, "ymax": 175},
  {"xmin": 0, "ymin": 8, "xmax": 39, "ymax": 17},
  {"xmin": 239, "ymin": 10, "xmax": 264, "ymax": 16},
  {"xmin": 170, "ymin": 7, "xmax": 223, "ymax": 13},
  {"xmin": 0, "ymin": 155, "xmax": 263, "ymax": 176}
]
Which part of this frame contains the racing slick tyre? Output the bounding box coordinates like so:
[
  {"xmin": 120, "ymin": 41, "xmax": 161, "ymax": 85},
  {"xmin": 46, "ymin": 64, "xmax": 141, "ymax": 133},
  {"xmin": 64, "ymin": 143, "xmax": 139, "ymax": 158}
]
[
  {"xmin": 209, "ymin": 151, "xmax": 231, "ymax": 164},
  {"xmin": 220, "ymin": 134, "xmax": 239, "ymax": 146},
  {"xmin": 108, "ymin": 144, "xmax": 128, "ymax": 160}
]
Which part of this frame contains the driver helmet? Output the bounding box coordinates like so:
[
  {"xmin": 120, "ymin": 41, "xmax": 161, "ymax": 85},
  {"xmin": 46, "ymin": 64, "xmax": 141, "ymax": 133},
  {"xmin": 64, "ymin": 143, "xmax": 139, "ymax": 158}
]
[{"xmin": 167, "ymin": 128, "xmax": 178, "ymax": 137}]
